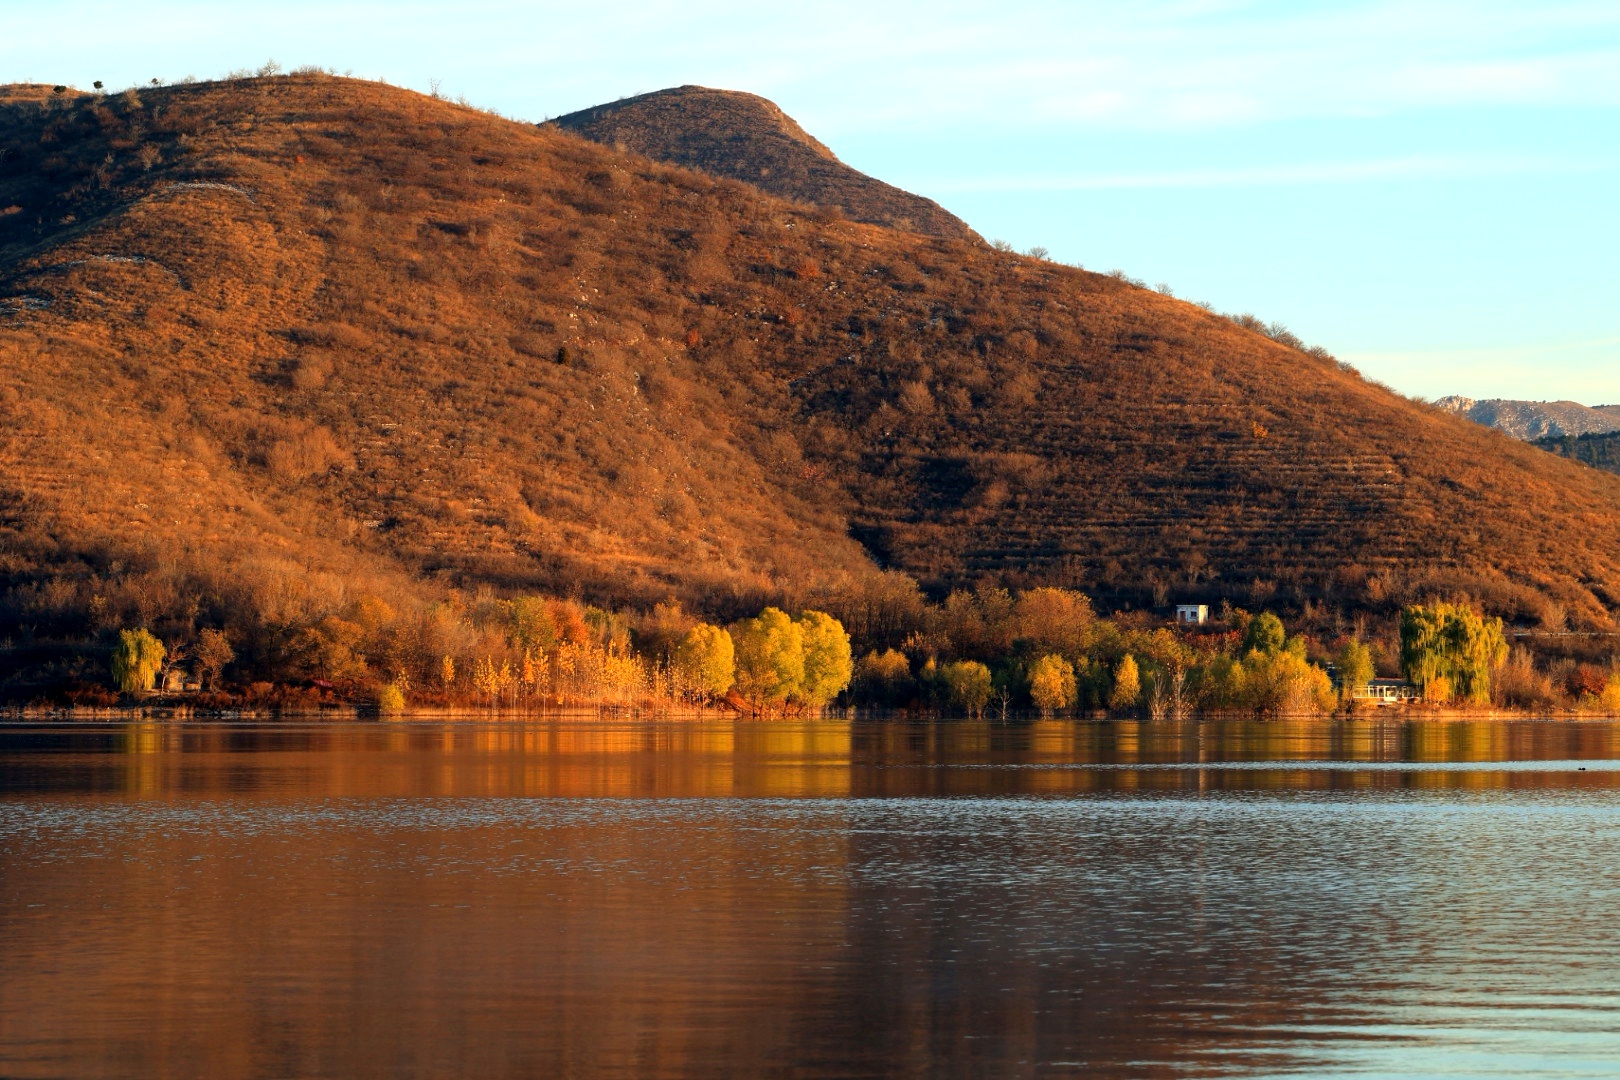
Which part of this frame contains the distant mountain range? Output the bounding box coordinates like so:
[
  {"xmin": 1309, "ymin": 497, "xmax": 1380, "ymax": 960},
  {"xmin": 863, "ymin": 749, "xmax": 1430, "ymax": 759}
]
[{"xmin": 1435, "ymin": 396, "xmax": 1620, "ymax": 440}]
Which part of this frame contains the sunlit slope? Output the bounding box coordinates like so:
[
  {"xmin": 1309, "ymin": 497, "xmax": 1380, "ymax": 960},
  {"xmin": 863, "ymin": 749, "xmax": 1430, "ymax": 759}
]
[
  {"xmin": 547, "ymin": 85, "xmax": 981, "ymax": 242},
  {"xmin": 1, "ymin": 75, "xmax": 1618, "ymax": 627}
]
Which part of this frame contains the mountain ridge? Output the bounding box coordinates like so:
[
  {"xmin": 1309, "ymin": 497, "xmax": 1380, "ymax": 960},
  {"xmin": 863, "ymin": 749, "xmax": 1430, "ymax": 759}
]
[
  {"xmin": 1, "ymin": 72, "xmax": 1619, "ymax": 678},
  {"xmin": 545, "ymin": 85, "xmax": 981, "ymax": 242},
  {"xmin": 1435, "ymin": 396, "xmax": 1620, "ymax": 440}
]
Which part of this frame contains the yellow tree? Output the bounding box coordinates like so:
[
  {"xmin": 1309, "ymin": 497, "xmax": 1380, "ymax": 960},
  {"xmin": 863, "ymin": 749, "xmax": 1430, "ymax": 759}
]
[
  {"xmin": 941, "ymin": 660, "xmax": 992, "ymax": 718},
  {"xmin": 1109, "ymin": 654, "xmax": 1141, "ymax": 711},
  {"xmin": 1027, "ymin": 654, "xmax": 1077, "ymax": 716},
  {"xmin": 853, "ymin": 649, "xmax": 915, "ymax": 707},
  {"xmin": 733, "ymin": 607, "xmax": 805, "ymax": 713},
  {"xmin": 673, "ymin": 623, "xmax": 735, "ymax": 702},
  {"xmin": 796, "ymin": 610, "xmax": 853, "ymax": 711}
]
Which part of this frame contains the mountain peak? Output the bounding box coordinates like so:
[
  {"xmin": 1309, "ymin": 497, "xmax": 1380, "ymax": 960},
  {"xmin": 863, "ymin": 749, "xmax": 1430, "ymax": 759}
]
[{"xmin": 546, "ymin": 86, "xmax": 980, "ymax": 242}]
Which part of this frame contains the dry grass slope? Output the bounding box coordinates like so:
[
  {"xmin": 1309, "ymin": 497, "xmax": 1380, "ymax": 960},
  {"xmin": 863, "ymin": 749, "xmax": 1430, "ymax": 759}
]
[
  {"xmin": 546, "ymin": 86, "xmax": 981, "ymax": 242},
  {"xmin": 1, "ymin": 72, "xmax": 1619, "ymax": 670}
]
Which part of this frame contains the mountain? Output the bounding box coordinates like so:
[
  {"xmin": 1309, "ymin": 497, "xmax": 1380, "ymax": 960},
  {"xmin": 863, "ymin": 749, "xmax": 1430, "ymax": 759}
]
[
  {"xmin": 1435, "ymin": 396, "xmax": 1620, "ymax": 440},
  {"xmin": 1536, "ymin": 432, "xmax": 1620, "ymax": 476},
  {"xmin": 545, "ymin": 85, "xmax": 979, "ymax": 242},
  {"xmin": 3, "ymin": 72, "xmax": 1620, "ymax": 667}
]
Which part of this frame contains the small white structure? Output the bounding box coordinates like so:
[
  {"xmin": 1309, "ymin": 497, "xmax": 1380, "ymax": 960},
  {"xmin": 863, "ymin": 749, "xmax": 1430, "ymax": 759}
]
[
  {"xmin": 1175, "ymin": 604, "xmax": 1208, "ymax": 626},
  {"xmin": 1351, "ymin": 679, "xmax": 1418, "ymax": 704}
]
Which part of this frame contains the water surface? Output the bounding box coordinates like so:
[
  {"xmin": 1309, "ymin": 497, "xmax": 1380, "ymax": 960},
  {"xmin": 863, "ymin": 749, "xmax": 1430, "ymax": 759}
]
[{"xmin": 3, "ymin": 718, "xmax": 1619, "ymax": 1078}]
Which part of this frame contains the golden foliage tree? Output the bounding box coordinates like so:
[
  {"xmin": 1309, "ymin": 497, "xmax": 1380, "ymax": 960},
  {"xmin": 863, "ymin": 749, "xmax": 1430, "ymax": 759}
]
[
  {"xmin": 1109, "ymin": 654, "xmax": 1140, "ymax": 711},
  {"xmin": 796, "ymin": 609, "xmax": 852, "ymax": 709},
  {"xmin": 733, "ymin": 607, "xmax": 805, "ymax": 711},
  {"xmin": 941, "ymin": 659, "xmax": 992, "ymax": 718},
  {"xmin": 853, "ymin": 648, "xmax": 914, "ymax": 707},
  {"xmin": 1027, "ymin": 654, "xmax": 1077, "ymax": 716},
  {"xmin": 1012, "ymin": 588, "xmax": 1094, "ymax": 656},
  {"xmin": 673, "ymin": 622, "xmax": 735, "ymax": 700}
]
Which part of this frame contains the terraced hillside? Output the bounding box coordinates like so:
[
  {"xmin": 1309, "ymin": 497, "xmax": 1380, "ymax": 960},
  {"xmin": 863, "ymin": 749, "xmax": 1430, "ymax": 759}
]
[{"xmin": 2, "ymin": 73, "xmax": 1619, "ymax": 649}]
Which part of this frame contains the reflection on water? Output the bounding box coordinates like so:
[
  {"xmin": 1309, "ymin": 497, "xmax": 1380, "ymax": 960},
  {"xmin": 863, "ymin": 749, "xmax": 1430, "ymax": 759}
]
[
  {"xmin": 2, "ymin": 719, "xmax": 1620, "ymax": 1078},
  {"xmin": 6, "ymin": 717, "xmax": 1620, "ymax": 799}
]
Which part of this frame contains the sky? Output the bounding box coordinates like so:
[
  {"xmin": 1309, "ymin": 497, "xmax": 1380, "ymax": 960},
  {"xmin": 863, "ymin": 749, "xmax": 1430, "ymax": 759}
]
[{"xmin": 5, "ymin": 0, "xmax": 1617, "ymax": 402}]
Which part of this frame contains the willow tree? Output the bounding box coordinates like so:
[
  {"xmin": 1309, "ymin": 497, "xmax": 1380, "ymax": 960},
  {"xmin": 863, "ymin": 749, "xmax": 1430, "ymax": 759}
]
[
  {"xmin": 1401, "ymin": 603, "xmax": 1507, "ymax": 704},
  {"xmin": 111, "ymin": 628, "xmax": 166, "ymax": 694},
  {"xmin": 733, "ymin": 607, "xmax": 805, "ymax": 712},
  {"xmin": 796, "ymin": 610, "xmax": 853, "ymax": 710},
  {"xmin": 673, "ymin": 622, "xmax": 735, "ymax": 702}
]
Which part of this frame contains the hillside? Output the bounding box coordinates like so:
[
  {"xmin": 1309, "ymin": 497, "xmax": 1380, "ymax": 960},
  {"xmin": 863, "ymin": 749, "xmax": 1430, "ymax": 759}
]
[
  {"xmin": 546, "ymin": 86, "xmax": 980, "ymax": 242},
  {"xmin": 1536, "ymin": 432, "xmax": 1620, "ymax": 476},
  {"xmin": 3, "ymin": 72, "xmax": 1620, "ymax": 687},
  {"xmin": 1436, "ymin": 396, "xmax": 1620, "ymax": 440}
]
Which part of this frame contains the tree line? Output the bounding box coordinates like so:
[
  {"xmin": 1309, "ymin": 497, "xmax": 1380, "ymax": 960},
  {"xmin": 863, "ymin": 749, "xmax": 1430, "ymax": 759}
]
[{"xmin": 93, "ymin": 584, "xmax": 1620, "ymax": 716}]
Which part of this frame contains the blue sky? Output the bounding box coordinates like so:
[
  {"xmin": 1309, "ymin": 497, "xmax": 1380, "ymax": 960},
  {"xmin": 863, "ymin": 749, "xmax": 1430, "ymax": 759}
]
[{"xmin": 6, "ymin": 0, "xmax": 1617, "ymax": 402}]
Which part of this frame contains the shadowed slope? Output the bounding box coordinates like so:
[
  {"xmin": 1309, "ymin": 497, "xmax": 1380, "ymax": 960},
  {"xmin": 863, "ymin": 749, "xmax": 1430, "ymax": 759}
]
[
  {"xmin": 1536, "ymin": 432, "xmax": 1620, "ymax": 476},
  {"xmin": 546, "ymin": 86, "xmax": 980, "ymax": 242},
  {"xmin": 1, "ymin": 74, "xmax": 1619, "ymax": 644}
]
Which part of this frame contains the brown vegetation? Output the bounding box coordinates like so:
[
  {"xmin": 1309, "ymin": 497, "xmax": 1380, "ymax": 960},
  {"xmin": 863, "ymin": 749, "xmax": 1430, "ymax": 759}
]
[
  {"xmin": 545, "ymin": 85, "xmax": 980, "ymax": 241},
  {"xmin": 2, "ymin": 73, "xmax": 1620, "ymax": 701}
]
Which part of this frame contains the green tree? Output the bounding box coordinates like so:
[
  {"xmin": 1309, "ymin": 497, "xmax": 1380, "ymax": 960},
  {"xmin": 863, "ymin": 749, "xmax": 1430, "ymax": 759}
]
[
  {"xmin": 1109, "ymin": 654, "xmax": 1141, "ymax": 711},
  {"xmin": 111, "ymin": 628, "xmax": 166, "ymax": 694},
  {"xmin": 1027, "ymin": 654, "xmax": 1077, "ymax": 716},
  {"xmin": 1400, "ymin": 603, "xmax": 1507, "ymax": 704},
  {"xmin": 673, "ymin": 622, "xmax": 735, "ymax": 700},
  {"xmin": 508, "ymin": 595, "xmax": 558, "ymax": 653},
  {"xmin": 940, "ymin": 660, "xmax": 992, "ymax": 718},
  {"xmin": 796, "ymin": 610, "xmax": 853, "ymax": 709},
  {"xmin": 733, "ymin": 607, "xmax": 804, "ymax": 711},
  {"xmin": 1333, "ymin": 637, "xmax": 1374, "ymax": 705},
  {"xmin": 1242, "ymin": 612, "xmax": 1286, "ymax": 656}
]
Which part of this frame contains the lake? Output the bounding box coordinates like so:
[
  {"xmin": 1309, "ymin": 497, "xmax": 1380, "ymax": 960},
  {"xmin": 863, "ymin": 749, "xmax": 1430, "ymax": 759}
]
[{"xmin": 3, "ymin": 717, "xmax": 1620, "ymax": 1078}]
